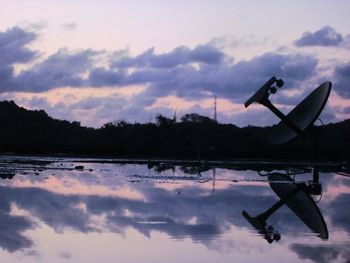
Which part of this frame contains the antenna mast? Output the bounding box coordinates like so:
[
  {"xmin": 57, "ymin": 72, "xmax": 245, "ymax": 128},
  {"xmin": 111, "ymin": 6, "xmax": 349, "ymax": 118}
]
[{"xmin": 214, "ymin": 96, "xmax": 217, "ymax": 122}]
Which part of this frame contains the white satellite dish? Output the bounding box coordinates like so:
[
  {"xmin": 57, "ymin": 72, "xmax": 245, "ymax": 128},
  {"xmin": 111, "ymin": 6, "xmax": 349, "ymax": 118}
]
[{"xmin": 245, "ymin": 77, "xmax": 331, "ymax": 144}]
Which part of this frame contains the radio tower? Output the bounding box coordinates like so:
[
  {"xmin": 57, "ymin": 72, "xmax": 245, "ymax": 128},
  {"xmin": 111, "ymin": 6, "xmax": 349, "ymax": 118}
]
[{"xmin": 214, "ymin": 96, "xmax": 217, "ymax": 122}]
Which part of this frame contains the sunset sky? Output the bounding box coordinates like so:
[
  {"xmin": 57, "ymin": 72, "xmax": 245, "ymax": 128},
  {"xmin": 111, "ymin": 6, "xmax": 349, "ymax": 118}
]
[{"xmin": 1, "ymin": 0, "xmax": 349, "ymax": 127}]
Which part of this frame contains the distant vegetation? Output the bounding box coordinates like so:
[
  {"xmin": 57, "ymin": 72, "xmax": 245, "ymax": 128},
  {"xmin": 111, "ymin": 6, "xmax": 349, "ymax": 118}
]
[{"xmin": 0, "ymin": 100, "xmax": 349, "ymax": 160}]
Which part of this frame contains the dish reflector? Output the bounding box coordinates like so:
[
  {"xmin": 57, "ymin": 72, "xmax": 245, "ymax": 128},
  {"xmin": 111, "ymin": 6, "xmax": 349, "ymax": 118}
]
[
  {"xmin": 267, "ymin": 81, "xmax": 331, "ymax": 144},
  {"xmin": 269, "ymin": 173, "xmax": 328, "ymax": 239}
]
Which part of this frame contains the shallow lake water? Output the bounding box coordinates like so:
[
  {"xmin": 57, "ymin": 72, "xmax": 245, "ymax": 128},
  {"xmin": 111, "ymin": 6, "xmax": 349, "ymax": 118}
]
[{"xmin": 0, "ymin": 155, "xmax": 349, "ymax": 262}]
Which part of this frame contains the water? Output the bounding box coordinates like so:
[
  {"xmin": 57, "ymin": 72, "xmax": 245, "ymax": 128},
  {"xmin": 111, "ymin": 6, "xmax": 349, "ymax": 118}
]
[{"xmin": 0, "ymin": 155, "xmax": 349, "ymax": 262}]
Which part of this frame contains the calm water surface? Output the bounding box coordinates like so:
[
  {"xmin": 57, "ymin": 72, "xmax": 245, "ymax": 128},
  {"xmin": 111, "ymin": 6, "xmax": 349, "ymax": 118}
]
[{"xmin": 0, "ymin": 156, "xmax": 349, "ymax": 262}]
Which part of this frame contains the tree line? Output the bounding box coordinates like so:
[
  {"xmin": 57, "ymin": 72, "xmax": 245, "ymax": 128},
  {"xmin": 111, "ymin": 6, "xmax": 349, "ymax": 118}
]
[{"xmin": 0, "ymin": 100, "xmax": 349, "ymax": 160}]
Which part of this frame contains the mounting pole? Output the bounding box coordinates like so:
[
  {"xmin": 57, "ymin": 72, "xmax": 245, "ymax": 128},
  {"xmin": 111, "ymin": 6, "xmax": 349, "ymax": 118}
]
[
  {"xmin": 261, "ymin": 98, "xmax": 303, "ymax": 135},
  {"xmin": 257, "ymin": 186, "xmax": 301, "ymax": 221}
]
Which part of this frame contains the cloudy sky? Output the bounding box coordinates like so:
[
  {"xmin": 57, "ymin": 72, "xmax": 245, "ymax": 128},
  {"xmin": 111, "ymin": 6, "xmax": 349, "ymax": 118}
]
[{"xmin": 1, "ymin": 0, "xmax": 350, "ymax": 127}]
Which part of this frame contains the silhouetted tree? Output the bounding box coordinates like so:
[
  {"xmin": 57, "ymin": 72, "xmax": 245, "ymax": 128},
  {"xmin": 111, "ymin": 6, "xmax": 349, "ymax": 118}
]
[
  {"xmin": 180, "ymin": 113, "xmax": 215, "ymax": 124},
  {"xmin": 0, "ymin": 100, "xmax": 348, "ymax": 160},
  {"xmin": 156, "ymin": 114, "xmax": 175, "ymax": 128}
]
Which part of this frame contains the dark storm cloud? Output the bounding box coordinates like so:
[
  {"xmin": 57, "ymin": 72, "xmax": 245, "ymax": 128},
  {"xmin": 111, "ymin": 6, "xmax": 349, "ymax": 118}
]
[
  {"xmin": 0, "ymin": 27, "xmax": 39, "ymax": 92},
  {"xmin": 0, "ymin": 28, "xmax": 98, "ymax": 92},
  {"xmin": 290, "ymin": 244, "xmax": 345, "ymax": 263},
  {"xmin": 0, "ymin": 184, "xmax": 95, "ymax": 252},
  {"xmin": 342, "ymin": 106, "xmax": 350, "ymax": 114},
  {"xmin": 112, "ymin": 45, "xmax": 226, "ymax": 69},
  {"xmin": 90, "ymin": 44, "xmax": 229, "ymax": 94},
  {"xmin": 13, "ymin": 187, "xmax": 94, "ymax": 233},
  {"xmin": 0, "ymin": 26, "xmax": 98, "ymax": 93},
  {"xmin": 295, "ymin": 26, "xmax": 344, "ymax": 47},
  {"xmin": 0, "ymin": 25, "xmax": 319, "ymax": 106},
  {"xmin": 1, "ymin": 166, "xmax": 349, "ymax": 253},
  {"xmin": 90, "ymin": 51, "xmax": 317, "ymax": 102},
  {"xmin": 0, "ymin": 181, "xmax": 274, "ymax": 251},
  {"xmin": 218, "ymin": 52, "xmax": 318, "ymax": 99},
  {"xmin": 84, "ymin": 184, "xmax": 275, "ymax": 239},
  {"xmin": 14, "ymin": 48, "xmax": 97, "ymax": 92},
  {"xmin": 0, "ymin": 213, "xmax": 34, "ymax": 252},
  {"xmin": 272, "ymin": 90, "xmax": 310, "ymax": 106},
  {"xmin": 0, "ymin": 46, "xmax": 97, "ymax": 92},
  {"xmin": 326, "ymin": 193, "xmax": 350, "ymax": 233},
  {"xmin": 1, "ymin": 25, "xmax": 335, "ymax": 126},
  {"xmin": 0, "ymin": 66, "xmax": 16, "ymax": 90},
  {"xmin": 0, "ymin": 27, "xmax": 38, "ymax": 66},
  {"xmin": 0, "ymin": 187, "xmax": 35, "ymax": 252},
  {"xmin": 104, "ymin": 214, "xmax": 220, "ymax": 239},
  {"xmin": 87, "ymin": 67, "xmax": 126, "ymax": 87},
  {"xmin": 333, "ymin": 61, "xmax": 350, "ymax": 98}
]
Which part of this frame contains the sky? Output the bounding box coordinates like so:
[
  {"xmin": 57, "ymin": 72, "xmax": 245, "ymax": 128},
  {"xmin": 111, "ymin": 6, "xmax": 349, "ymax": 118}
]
[{"xmin": 0, "ymin": 0, "xmax": 350, "ymax": 128}]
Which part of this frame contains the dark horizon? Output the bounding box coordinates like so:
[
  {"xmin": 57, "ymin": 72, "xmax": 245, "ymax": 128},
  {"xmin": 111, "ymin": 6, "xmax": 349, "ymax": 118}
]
[
  {"xmin": 3, "ymin": 99, "xmax": 347, "ymax": 130},
  {"xmin": 0, "ymin": 100, "xmax": 349, "ymax": 161}
]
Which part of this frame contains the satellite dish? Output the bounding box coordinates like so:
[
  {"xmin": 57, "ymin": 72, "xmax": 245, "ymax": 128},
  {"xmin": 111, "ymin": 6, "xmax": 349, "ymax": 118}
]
[
  {"xmin": 268, "ymin": 173, "xmax": 328, "ymax": 240},
  {"xmin": 244, "ymin": 76, "xmax": 284, "ymax": 108},
  {"xmin": 245, "ymin": 77, "xmax": 331, "ymax": 144},
  {"xmin": 242, "ymin": 171, "xmax": 328, "ymax": 242}
]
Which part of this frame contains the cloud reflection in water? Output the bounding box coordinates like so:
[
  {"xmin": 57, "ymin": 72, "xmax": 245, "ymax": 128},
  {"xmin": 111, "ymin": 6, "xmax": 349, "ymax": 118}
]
[{"xmin": 0, "ymin": 159, "xmax": 349, "ymax": 263}]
